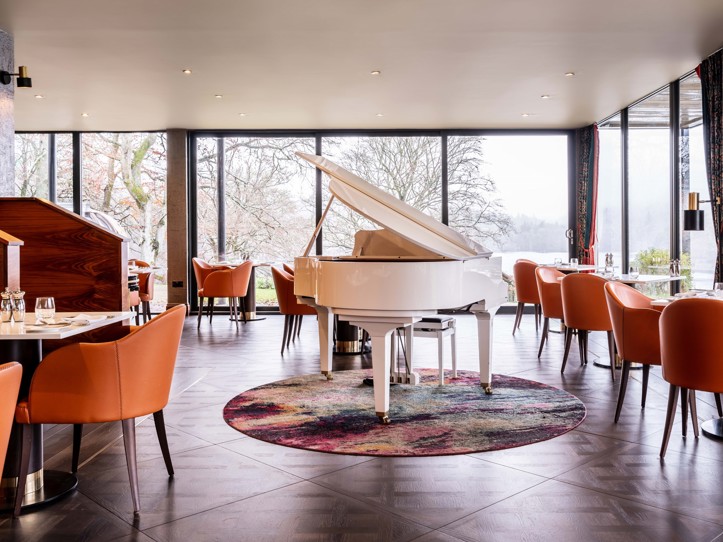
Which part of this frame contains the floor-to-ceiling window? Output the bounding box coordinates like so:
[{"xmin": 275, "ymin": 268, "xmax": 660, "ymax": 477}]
[
  {"xmin": 14, "ymin": 133, "xmax": 50, "ymax": 198},
  {"xmin": 596, "ymin": 116, "xmax": 623, "ymax": 270}
]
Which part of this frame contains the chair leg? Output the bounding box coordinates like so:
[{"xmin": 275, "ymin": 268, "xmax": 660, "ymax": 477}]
[
  {"xmin": 534, "ymin": 304, "xmax": 540, "ymax": 331},
  {"xmin": 437, "ymin": 330, "xmax": 444, "ymax": 385},
  {"xmin": 614, "ymin": 360, "xmax": 631, "ymax": 423},
  {"xmin": 72, "ymin": 424, "xmax": 83, "ymax": 473},
  {"xmin": 292, "ymin": 315, "xmax": 299, "ymax": 342},
  {"xmin": 451, "ymin": 328, "xmax": 457, "ymax": 378},
  {"xmin": 208, "ymin": 298, "xmax": 215, "ymax": 324},
  {"xmin": 606, "ymin": 331, "xmax": 615, "ymax": 382},
  {"xmin": 153, "ymin": 410, "xmax": 174, "ymax": 476},
  {"xmin": 297, "ymin": 315, "xmax": 303, "ymax": 338},
  {"xmin": 715, "ymin": 393, "xmax": 722, "ymax": 417},
  {"xmin": 121, "ymin": 418, "xmax": 141, "ymax": 513},
  {"xmin": 512, "ymin": 302, "xmax": 523, "ymax": 335},
  {"xmin": 141, "ymin": 301, "xmax": 149, "ymax": 323},
  {"xmin": 680, "ymin": 388, "xmax": 689, "ymax": 438},
  {"xmin": 537, "ymin": 317, "xmax": 549, "ymax": 358},
  {"xmin": 641, "ymin": 364, "xmax": 651, "ymax": 408},
  {"xmin": 286, "ymin": 316, "xmax": 294, "ymax": 349},
  {"xmin": 689, "ymin": 390, "xmax": 699, "ymax": 438},
  {"xmin": 197, "ymin": 297, "xmax": 204, "ymax": 328},
  {"xmin": 13, "ymin": 423, "xmax": 33, "ymax": 517},
  {"xmin": 561, "ymin": 327, "xmax": 573, "ymax": 373},
  {"xmin": 240, "ymin": 297, "xmax": 247, "ymax": 323},
  {"xmin": 230, "ymin": 297, "xmax": 239, "ymax": 331},
  {"xmin": 660, "ymin": 384, "xmax": 679, "ymax": 458},
  {"xmin": 578, "ymin": 330, "xmax": 588, "ymax": 366},
  {"xmin": 281, "ymin": 315, "xmax": 289, "ymax": 354},
  {"xmin": 145, "ymin": 301, "xmax": 152, "ymax": 322}
]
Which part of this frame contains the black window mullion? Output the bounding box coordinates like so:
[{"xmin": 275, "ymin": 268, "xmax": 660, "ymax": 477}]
[
  {"xmin": 217, "ymin": 137, "xmax": 226, "ymax": 261},
  {"xmin": 441, "ymin": 133, "xmax": 449, "ymax": 225},
  {"xmin": 621, "ymin": 109, "xmax": 629, "ymax": 272},
  {"xmin": 72, "ymin": 132, "xmax": 82, "ymax": 214},
  {"xmin": 670, "ymin": 80, "xmax": 681, "ymax": 294},
  {"xmin": 48, "ymin": 133, "xmax": 56, "ymax": 202}
]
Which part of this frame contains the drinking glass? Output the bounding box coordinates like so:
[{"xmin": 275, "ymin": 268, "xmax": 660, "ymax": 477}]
[
  {"xmin": 569, "ymin": 258, "xmax": 578, "ymax": 269},
  {"xmin": 714, "ymin": 283, "xmax": 723, "ymax": 298},
  {"xmin": 35, "ymin": 297, "xmax": 55, "ymax": 323},
  {"xmin": 629, "ymin": 266, "xmax": 640, "ymax": 279},
  {"xmin": 553, "ymin": 257, "xmax": 562, "ymax": 266}
]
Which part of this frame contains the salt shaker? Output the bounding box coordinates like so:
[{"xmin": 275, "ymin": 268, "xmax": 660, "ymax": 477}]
[
  {"xmin": 11, "ymin": 290, "xmax": 25, "ymax": 322},
  {"xmin": 1, "ymin": 288, "xmax": 13, "ymax": 323}
]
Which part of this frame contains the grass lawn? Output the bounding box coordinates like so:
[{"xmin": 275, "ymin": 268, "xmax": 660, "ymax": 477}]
[{"xmin": 256, "ymin": 287, "xmax": 278, "ymax": 306}]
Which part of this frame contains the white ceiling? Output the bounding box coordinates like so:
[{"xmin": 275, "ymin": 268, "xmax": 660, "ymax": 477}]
[{"xmin": 1, "ymin": 0, "xmax": 723, "ymax": 132}]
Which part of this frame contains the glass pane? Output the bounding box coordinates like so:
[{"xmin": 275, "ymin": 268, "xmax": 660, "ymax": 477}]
[
  {"xmin": 223, "ymin": 136, "xmax": 315, "ymax": 306},
  {"xmin": 81, "ymin": 132, "xmax": 168, "ymax": 310},
  {"xmin": 680, "ymin": 73, "xmax": 714, "ymax": 290},
  {"xmin": 449, "ymin": 135, "xmax": 568, "ymax": 282},
  {"xmin": 597, "ymin": 116, "xmax": 622, "ymax": 270},
  {"xmin": 321, "ymin": 136, "xmax": 442, "ymax": 255},
  {"xmin": 56, "ymin": 134, "xmax": 74, "ymax": 207},
  {"xmin": 628, "ymin": 87, "xmax": 671, "ymax": 296},
  {"xmin": 14, "ymin": 133, "xmax": 50, "ymax": 197},
  {"xmin": 195, "ymin": 137, "xmax": 219, "ymax": 262}
]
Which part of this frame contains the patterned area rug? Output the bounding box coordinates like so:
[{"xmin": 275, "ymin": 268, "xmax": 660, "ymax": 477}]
[{"xmin": 223, "ymin": 369, "xmax": 586, "ymax": 457}]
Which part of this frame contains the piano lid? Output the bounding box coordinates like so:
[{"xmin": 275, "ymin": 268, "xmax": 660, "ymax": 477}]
[{"xmin": 297, "ymin": 152, "xmax": 492, "ymax": 259}]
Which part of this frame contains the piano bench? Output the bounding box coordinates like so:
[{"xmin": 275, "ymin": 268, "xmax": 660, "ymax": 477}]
[{"xmin": 413, "ymin": 316, "xmax": 457, "ymax": 385}]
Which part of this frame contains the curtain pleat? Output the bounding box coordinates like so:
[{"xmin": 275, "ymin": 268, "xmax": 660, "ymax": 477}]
[
  {"xmin": 700, "ymin": 50, "xmax": 723, "ymax": 283},
  {"xmin": 575, "ymin": 124, "xmax": 599, "ymax": 265}
]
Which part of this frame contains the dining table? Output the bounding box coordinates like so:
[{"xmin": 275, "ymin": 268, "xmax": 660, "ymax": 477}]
[{"xmin": 0, "ymin": 311, "xmax": 134, "ymax": 513}]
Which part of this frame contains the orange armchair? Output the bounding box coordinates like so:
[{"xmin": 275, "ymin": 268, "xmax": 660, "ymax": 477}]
[
  {"xmin": 272, "ymin": 267, "xmax": 316, "ymax": 354},
  {"xmin": 282, "ymin": 263, "xmax": 295, "ymax": 275},
  {"xmin": 13, "ymin": 305, "xmax": 186, "ymax": 516},
  {"xmin": 659, "ymin": 298, "xmax": 723, "ymax": 458},
  {"xmin": 535, "ymin": 266, "xmax": 565, "ymax": 357},
  {"xmin": 129, "ymin": 259, "xmax": 155, "ymax": 324},
  {"xmin": 604, "ymin": 282, "xmax": 662, "ymax": 422},
  {"xmin": 0, "ymin": 362, "xmax": 22, "ymax": 476},
  {"xmin": 512, "ymin": 259, "xmax": 540, "ymax": 335},
  {"xmin": 561, "ymin": 273, "xmax": 615, "ymax": 381},
  {"xmin": 194, "ymin": 259, "xmax": 252, "ymax": 330}
]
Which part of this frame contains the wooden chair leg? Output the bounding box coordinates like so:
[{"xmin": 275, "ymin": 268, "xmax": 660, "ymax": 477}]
[
  {"xmin": 297, "ymin": 315, "xmax": 303, "ymax": 338},
  {"xmin": 146, "ymin": 301, "xmax": 152, "ymax": 322},
  {"xmin": 208, "ymin": 298, "xmax": 215, "ymax": 324},
  {"xmin": 535, "ymin": 305, "xmax": 541, "ymax": 331},
  {"xmin": 512, "ymin": 302, "xmax": 523, "ymax": 335},
  {"xmin": 537, "ymin": 317, "xmax": 549, "ymax": 358},
  {"xmin": 230, "ymin": 297, "xmax": 239, "ymax": 331},
  {"xmin": 680, "ymin": 388, "xmax": 689, "ymax": 438},
  {"xmin": 134, "ymin": 304, "xmax": 140, "ymax": 325},
  {"xmin": 72, "ymin": 424, "xmax": 83, "ymax": 473},
  {"xmin": 715, "ymin": 393, "xmax": 722, "ymax": 417},
  {"xmin": 660, "ymin": 384, "xmax": 679, "ymax": 458},
  {"xmin": 286, "ymin": 316, "xmax": 294, "ymax": 349},
  {"xmin": 197, "ymin": 297, "xmax": 204, "ymax": 328},
  {"xmin": 614, "ymin": 360, "xmax": 631, "ymax": 423},
  {"xmin": 641, "ymin": 364, "xmax": 651, "ymax": 408},
  {"xmin": 13, "ymin": 423, "xmax": 33, "ymax": 517},
  {"xmin": 281, "ymin": 315, "xmax": 289, "ymax": 354},
  {"xmin": 561, "ymin": 327, "xmax": 573, "ymax": 373},
  {"xmin": 689, "ymin": 390, "xmax": 699, "ymax": 438},
  {"xmin": 122, "ymin": 418, "xmax": 141, "ymax": 513},
  {"xmin": 578, "ymin": 330, "xmax": 588, "ymax": 366},
  {"xmin": 153, "ymin": 410, "xmax": 174, "ymax": 476},
  {"xmin": 606, "ymin": 331, "xmax": 615, "ymax": 382}
]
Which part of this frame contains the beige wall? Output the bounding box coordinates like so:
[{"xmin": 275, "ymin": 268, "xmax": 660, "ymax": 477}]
[{"xmin": 166, "ymin": 129, "xmax": 189, "ymax": 309}]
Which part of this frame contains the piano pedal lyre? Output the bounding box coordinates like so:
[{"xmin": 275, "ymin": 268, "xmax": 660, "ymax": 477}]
[
  {"xmin": 321, "ymin": 371, "xmax": 333, "ymax": 381},
  {"xmin": 376, "ymin": 412, "xmax": 391, "ymax": 424}
]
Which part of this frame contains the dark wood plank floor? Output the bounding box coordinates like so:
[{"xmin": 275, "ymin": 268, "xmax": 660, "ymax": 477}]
[{"xmin": 1, "ymin": 312, "xmax": 722, "ymax": 541}]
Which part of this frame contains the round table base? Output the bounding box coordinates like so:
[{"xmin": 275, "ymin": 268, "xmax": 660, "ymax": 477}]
[
  {"xmin": 592, "ymin": 360, "xmax": 643, "ymax": 371},
  {"xmin": 701, "ymin": 418, "xmax": 723, "ymax": 440},
  {"xmin": 0, "ymin": 470, "xmax": 78, "ymax": 512}
]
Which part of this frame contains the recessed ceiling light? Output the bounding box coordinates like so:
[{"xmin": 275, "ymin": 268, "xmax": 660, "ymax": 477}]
[
  {"xmin": 238, "ymin": 113, "xmax": 246, "ymax": 117},
  {"xmin": 34, "ymin": 94, "xmax": 44, "ymax": 99},
  {"xmin": 376, "ymin": 113, "xmax": 384, "ymax": 117},
  {"xmin": 182, "ymin": 68, "xmax": 192, "ymax": 75},
  {"xmin": 564, "ymin": 72, "xmax": 575, "ymax": 77},
  {"xmin": 540, "ymin": 94, "xmax": 550, "ymax": 99},
  {"xmin": 81, "ymin": 112, "xmax": 89, "ymax": 117},
  {"xmin": 214, "ymin": 94, "xmax": 223, "ymax": 99},
  {"xmin": 370, "ymin": 70, "xmax": 381, "ymax": 75},
  {"xmin": 521, "ymin": 113, "xmax": 531, "ymax": 117}
]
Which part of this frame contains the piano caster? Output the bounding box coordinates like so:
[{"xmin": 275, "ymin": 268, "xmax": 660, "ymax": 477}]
[
  {"xmin": 376, "ymin": 412, "xmax": 391, "ymax": 424},
  {"xmin": 483, "ymin": 385, "xmax": 492, "ymax": 395},
  {"xmin": 321, "ymin": 371, "xmax": 333, "ymax": 381}
]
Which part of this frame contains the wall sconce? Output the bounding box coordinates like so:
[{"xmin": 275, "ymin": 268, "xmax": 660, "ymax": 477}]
[
  {"xmin": 683, "ymin": 192, "xmax": 720, "ymax": 231},
  {"xmin": 0, "ymin": 66, "xmax": 32, "ymax": 88}
]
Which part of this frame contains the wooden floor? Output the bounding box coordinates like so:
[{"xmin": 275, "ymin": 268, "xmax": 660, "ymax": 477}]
[{"xmin": 1, "ymin": 312, "xmax": 723, "ymax": 541}]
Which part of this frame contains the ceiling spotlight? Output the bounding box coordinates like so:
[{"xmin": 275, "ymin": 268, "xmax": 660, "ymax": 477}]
[
  {"xmin": 376, "ymin": 113, "xmax": 384, "ymax": 117},
  {"xmin": 0, "ymin": 65, "xmax": 32, "ymax": 88},
  {"xmin": 564, "ymin": 72, "xmax": 575, "ymax": 77},
  {"xmin": 34, "ymin": 94, "xmax": 44, "ymax": 99},
  {"xmin": 238, "ymin": 113, "xmax": 246, "ymax": 117},
  {"xmin": 540, "ymin": 94, "xmax": 550, "ymax": 99},
  {"xmin": 521, "ymin": 113, "xmax": 531, "ymax": 117},
  {"xmin": 81, "ymin": 112, "xmax": 89, "ymax": 118},
  {"xmin": 214, "ymin": 94, "xmax": 223, "ymax": 99},
  {"xmin": 182, "ymin": 68, "xmax": 192, "ymax": 75},
  {"xmin": 370, "ymin": 70, "xmax": 381, "ymax": 75}
]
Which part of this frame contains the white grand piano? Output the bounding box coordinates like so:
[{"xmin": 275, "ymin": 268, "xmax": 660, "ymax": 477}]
[{"xmin": 294, "ymin": 152, "xmax": 507, "ymax": 423}]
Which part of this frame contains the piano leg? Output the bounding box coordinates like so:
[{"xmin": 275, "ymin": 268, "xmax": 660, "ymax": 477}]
[
  {"xmin": 297, "ymin": 297, "xmax": 334, "ymax": 380},
  {"xmin": 470, "ymin": 304, "xmax": 497, "ymax": 394}
]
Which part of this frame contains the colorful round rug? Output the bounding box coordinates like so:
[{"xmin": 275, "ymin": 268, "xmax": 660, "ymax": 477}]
[{"xmin": 223, "ymin": 369, "xmax": 586, "ymax": 456}]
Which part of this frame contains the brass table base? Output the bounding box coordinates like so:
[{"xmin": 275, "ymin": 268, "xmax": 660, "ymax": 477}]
[{"xmin": 0, "ymin": 470, "xmax": 77, "ymax": 512}]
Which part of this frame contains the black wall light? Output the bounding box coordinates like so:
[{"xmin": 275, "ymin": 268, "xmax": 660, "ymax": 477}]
[
  {"xmin": 0, "ymin": 66, "xmax": 32, "ymax": 88},
  {"xmin": 683, "ymin": 192, "xmax": 721, "ymax": 231}
]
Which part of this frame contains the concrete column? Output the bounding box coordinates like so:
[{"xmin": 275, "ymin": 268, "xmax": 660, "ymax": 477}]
[
  {"xmin": 0, "ymin": 30, "xmax": 14, "ymax": 196},
  {"xmin": 166, "ymin": 129, "xmax": 189, "ymax": 309}
]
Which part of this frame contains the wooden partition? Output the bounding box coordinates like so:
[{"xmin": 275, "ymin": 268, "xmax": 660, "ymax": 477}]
[
  {"xmin": 0, "ymin": 230, "xmax": 23, "ymax": 291},
  {"xmin": 0, "ymin": 198, "xmax": 130, "ymax": 350}
]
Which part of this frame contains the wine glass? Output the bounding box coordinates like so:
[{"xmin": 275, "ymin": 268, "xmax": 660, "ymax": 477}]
[
  {"xmin": 569, "ymin": 258, "xmax": 578, "ymax": 269},
  {"xmin": 629, "ymin": 266, "xmax": 640, "ymax": 279},
  {"xmin": 35, "ymin": 297, "xmax": 55, "ymax": 323}
]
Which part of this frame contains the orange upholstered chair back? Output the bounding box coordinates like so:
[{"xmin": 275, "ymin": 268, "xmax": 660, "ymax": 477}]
[
  {"xmin": 0, "ymin": 362, "xmax": 22, "ymax": 470},
  {"xmin": 660, "ymin": 298, "xmax": 723, "ymax": 393},
  {"xmin": 282, "ymin": 263, "xmax": 295, "ymax": 275},
  {"xmin": 200, "ymin": 261, "xmax": 253, "ymax": 298},
  {"xmin": 192, "ymin": 257, "xmax": 217, "ymax": 290},
  {"xmin": 129, "ymin": 260, "xmax": 154, "ymax": 301},
  {"xmin": 20, "ymin": 305, "xmax": 186, "ymax": 424},
  {"xmin": 561, "ymin": 273, "xmax": 612, "ymax": 331},
  {"xmin": 604, "ymin": 281, "xmax": 661, "ymax": 365},
  {"xmin": 513, "ymin": 259, "xmax": 540, "ymax": 304},
  {"xmin": 272, "ymin": 267, "xmax": 316, "ymax": 316},
  {"xmin": 535, "ymin": 267, "xmax": 564, "ymax": 319}
]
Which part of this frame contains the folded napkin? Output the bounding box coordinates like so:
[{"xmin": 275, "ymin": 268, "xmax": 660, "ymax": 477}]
[{"xmin": 62, "ymin": 313, "xmax": 108, "ymax": 325}]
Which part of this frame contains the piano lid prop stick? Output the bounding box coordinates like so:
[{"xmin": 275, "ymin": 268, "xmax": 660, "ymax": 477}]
[{"xmin": 303, "ymin": 194, "xmax": 335, "ymax": 257}]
